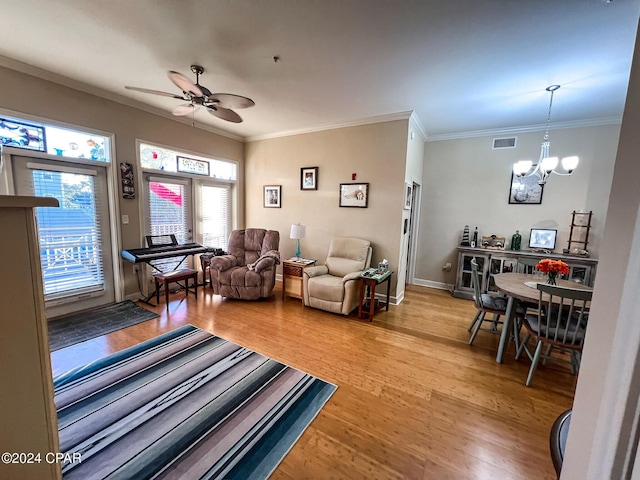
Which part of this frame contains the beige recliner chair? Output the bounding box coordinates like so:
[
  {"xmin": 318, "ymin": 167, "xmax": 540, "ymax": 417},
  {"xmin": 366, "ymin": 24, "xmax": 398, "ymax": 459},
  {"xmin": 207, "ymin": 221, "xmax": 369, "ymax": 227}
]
[
  {"xmin": 303, "ymin": 237, "xmax": 372, "ymax": 315},
  {"xmin": 209, "ymin": 228, "xmax": 280, "ymax": 300}
]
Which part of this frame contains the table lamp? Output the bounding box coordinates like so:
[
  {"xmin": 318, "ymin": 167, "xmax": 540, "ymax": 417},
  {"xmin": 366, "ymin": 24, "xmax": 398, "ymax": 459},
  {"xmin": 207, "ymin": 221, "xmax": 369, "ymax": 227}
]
[{"xmin": 290, "ymin": 223, "xmax": 306, "ymax": 260}]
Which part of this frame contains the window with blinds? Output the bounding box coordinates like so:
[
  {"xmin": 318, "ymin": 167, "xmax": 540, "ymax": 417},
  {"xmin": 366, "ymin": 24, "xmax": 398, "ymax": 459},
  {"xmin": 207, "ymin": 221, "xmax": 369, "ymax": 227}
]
[
  {"xmin": 29, "ymin": 166, "xmax": 106, "ymax": 299},
  {"xmin": 199, "ymin": 183, "xmax": 230, "ymax": 248},
  {"xmin": 145, "ymin": 177, "xmax": 192, "ymax": 270}
]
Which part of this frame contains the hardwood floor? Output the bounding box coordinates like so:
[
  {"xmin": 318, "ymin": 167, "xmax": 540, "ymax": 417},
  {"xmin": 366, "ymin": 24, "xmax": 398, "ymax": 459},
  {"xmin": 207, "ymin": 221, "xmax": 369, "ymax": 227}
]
[{"xmin": 51, "ymin": 284, "xmax": 576, "ymax": 479}]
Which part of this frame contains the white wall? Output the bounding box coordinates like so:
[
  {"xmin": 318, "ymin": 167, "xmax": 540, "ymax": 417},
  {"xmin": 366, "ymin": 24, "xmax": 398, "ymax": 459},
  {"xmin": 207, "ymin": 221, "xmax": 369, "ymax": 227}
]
[
  {"xmin": 415, "ymin": 125, "xmax": 620, "ymax": 289},
  {"xmin": 245, "ymin": 120, "xmax": 409, "ymax": 299},
  {"xmin": 396, "ymin": 116, "xmax": 425, "ymax": 299},
  {"xmin": 563, "ymin": 21, "xmax": 640, "ymax": 478}
]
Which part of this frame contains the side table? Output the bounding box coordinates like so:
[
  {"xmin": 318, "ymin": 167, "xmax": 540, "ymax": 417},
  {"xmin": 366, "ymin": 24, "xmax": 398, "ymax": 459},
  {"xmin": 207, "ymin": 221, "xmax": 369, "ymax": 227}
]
[
  {"xmin": 358, "ymin": 269, "xmax": 393, "ymax": 321},
  {"xmin": 200, "ymin": 250, "xmax": 227, "ymax": 287},
  {"xmin": 200, "ymin": 253, "xmax": 214, "ymax": 287},
  {"xmin": 282, "ymin": 258, "xmax": 316, "ymax": 301}
]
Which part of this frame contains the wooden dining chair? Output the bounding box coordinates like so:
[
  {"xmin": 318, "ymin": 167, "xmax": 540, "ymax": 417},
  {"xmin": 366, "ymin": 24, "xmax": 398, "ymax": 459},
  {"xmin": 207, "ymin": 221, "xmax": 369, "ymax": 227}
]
[
  {"xmin": 515, "ymin": 283, "xmax": 592, "ymax": 387},
  {"xmin": 468, "ymin": 258, "xmax": 507, "ymax": 345}
]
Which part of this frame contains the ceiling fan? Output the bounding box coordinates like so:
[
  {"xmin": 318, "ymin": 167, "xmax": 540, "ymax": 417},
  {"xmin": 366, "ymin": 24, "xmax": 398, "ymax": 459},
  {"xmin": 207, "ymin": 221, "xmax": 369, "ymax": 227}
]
[{"xmin": 125, "ymin": 65, "xmax": 255, "ymax": 123}]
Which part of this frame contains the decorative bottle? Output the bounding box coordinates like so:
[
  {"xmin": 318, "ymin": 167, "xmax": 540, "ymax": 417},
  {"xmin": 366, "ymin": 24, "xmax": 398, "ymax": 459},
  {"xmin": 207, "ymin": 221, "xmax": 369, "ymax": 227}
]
[
  {"xmin": 471, "ymin": 227, "xmax": 478, "ymax": 248},
  {"xmin": 511, "ymin": 230, "xmax": 522, "ymax": 251}
]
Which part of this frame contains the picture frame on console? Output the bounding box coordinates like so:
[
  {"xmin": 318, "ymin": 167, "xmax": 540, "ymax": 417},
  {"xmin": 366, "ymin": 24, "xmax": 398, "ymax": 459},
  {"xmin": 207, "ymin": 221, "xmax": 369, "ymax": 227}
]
[
  {"xmin": 508, "ymin": 170, "xmax": 544, "ymax": 204},
  {"xmin": 340, "ymin": 182, "xmax": 369, "ymax": 208},
  {"xmin": 264, "ymin": 185, "xmax": 281, "ymax": 208},
  {"xmin": 301, "ymin": 167, "xmax": 318, "ymax": 190}
]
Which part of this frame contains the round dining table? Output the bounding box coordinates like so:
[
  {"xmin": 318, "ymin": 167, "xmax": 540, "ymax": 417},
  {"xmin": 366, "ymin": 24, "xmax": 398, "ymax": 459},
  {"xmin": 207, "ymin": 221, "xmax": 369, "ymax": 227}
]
[{"xmin": 491, "ymin": 272, "xmax": 593, "ymax": 363}]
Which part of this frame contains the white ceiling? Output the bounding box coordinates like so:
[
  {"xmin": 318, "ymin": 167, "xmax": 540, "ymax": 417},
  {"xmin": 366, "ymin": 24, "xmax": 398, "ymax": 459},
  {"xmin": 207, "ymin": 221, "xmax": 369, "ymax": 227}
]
[{"xmin": 0, "ymin": 0, "xmax": 638, "ymax": 141}]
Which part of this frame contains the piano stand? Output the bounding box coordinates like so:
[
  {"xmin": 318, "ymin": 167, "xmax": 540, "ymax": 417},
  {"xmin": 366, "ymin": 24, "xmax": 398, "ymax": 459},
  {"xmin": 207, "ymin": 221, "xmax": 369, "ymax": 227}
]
[{"xmin": 153, "ymin": 268, "xmax": 198, "ymax": 311}]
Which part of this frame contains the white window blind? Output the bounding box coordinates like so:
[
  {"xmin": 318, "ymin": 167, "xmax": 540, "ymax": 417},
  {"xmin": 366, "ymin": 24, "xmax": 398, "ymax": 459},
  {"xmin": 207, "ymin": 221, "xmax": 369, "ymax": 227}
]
[
  {"xmin": 27, "ymin": 166, "xmax": 106, "ymax": 299},
  {"xmin": 145, "ymin": 177, "xmax": 192, "ymax": 270},
  {"xmin": 199, "ymin": 183, "xmax": 230, "ymax": 248}
]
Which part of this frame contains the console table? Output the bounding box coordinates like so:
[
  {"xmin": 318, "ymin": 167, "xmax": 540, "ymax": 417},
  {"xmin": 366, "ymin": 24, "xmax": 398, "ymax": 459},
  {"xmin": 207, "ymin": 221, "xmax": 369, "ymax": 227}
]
[{"xmin": 453, "ymin": 246, "xmax": 598, "ymax": 300}]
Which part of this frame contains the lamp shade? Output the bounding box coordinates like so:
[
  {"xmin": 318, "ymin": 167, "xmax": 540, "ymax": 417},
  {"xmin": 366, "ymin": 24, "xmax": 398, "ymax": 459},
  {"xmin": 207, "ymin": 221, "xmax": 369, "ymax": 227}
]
[
  {"xmin": 290, "ymin": 223, "xmax": 306, "ymax": 240},
  {"xmin": 562, "ymin": 156, "xmax": 579, "ymax": 172}
]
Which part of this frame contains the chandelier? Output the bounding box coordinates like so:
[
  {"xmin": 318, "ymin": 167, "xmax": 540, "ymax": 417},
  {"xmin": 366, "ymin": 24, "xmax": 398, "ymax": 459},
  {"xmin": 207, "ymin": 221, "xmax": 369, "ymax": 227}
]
[{"xmin": 512, "ymin": 85, "xmax": 579, "ymax": 185}]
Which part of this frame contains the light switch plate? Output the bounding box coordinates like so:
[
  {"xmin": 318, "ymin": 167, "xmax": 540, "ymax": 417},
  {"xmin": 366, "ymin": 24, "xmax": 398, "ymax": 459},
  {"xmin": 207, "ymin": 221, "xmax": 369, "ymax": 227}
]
[{"xmin": 122, "ymin": 214, "xmax": 129, "ymax": 224}]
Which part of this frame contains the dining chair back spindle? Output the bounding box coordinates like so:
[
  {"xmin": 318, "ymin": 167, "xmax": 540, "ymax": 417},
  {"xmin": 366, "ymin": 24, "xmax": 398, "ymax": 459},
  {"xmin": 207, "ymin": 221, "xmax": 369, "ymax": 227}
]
[
  {"xmin": 468, "ymin": 258, "xmax": 508, "ymax": 345},
  {"xmin": 515, "ymin": 283, "xmax": 592, "ymax": 386},
  {"xmin": 517, "ymin": 257, "xmax": 539, "ymax": 275}
]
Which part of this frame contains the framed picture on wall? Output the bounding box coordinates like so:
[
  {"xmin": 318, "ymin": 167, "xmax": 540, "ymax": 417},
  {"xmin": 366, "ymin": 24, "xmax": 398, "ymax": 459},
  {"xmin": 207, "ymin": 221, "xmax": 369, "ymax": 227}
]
[
  {"xmin": 404, "ymin": 182, "xmax": 413, "ymax": 210},
  {"xmin": 264, "ymin": 185, "xmax": 281, "ymax": 208},
  {"xmin": 509, "ymin": 170, "xmax": 544, "ymax": 204},
  {"xmin": 339, "ymin": 182, "xmax": 369, "ymax": 208},
  {"xmin": 301, "ymin": 167, "xmax": 318, "ymax": 190}
]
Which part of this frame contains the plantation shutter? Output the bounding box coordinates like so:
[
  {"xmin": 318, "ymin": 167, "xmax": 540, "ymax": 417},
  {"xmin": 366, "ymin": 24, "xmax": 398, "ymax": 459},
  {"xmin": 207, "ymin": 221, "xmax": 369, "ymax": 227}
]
[
  {"xmin": 24, "ymin": 162, "xmax": 106, "ymax": 299},
  {"xmin": 199, "ymin": 183, "xmax": 231, "ymax": 248}
]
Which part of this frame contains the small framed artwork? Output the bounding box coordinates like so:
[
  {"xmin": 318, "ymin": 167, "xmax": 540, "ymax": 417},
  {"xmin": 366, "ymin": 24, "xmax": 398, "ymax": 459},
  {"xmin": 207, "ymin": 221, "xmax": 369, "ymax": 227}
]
[
  {"xmin": 301, "ymin": 166, "xmax": 318, "ymax": 190},
  {"xmin": 404, "ymin": 182, "xmax": 413, "ymax": 210},
  {"xmin": 264, "ymin": 185, "xmax": 281, "ymax": 208},
  {"xmin": 340, "ymin": 182, "xmax": 369, "ymax": 208},
  {"xmin": 509, "ymin": 170, "xmax": 544, "ymax": 204}
]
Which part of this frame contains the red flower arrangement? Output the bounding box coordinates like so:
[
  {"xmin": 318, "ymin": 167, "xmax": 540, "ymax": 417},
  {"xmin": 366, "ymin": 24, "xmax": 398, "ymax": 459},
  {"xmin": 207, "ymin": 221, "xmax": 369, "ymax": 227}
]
[
  {"xmin": 535, "ymin": 259, "xmax": 570, "ymax": 274},
  {"xmin": 535, "ymin": 259, "xmax": 569, "ymax": 285}
]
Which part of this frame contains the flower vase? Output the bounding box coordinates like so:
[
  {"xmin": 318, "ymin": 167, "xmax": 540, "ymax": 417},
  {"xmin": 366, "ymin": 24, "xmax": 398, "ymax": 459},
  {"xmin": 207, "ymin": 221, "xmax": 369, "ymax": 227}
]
[{"xmin": 546, "ymin": 272, "xmax": 558, "ymax": 285}]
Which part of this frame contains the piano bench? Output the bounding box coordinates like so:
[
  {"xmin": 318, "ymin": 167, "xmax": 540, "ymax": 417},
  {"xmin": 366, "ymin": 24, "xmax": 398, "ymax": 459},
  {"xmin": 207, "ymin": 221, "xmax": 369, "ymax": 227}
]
[{"xmin": 152, "ymin": 268, "xmax": 198, "ymax": 310}]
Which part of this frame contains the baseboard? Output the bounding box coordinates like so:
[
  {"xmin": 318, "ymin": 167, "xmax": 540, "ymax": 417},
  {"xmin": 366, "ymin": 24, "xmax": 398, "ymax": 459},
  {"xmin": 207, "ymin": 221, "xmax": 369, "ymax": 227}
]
[{"xmin": 413, "ymin": 278, "xmax": 455, "ymax": 294}]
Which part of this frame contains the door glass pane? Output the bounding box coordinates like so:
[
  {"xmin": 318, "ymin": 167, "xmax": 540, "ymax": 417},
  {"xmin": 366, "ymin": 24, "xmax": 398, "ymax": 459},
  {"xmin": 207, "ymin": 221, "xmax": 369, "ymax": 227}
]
[
  {"xmin": 148, "ymin": 181, "xmax": 188, "ymax": 241},
  {"xmin": 33, "ymin": 170, "xmax": 105, "ymax": 298},
  {"xmin": 199, "ymin": 184, "xmax": 230, "ymax": 248},
  {"xmin": 146, "ymin": 179, "xmax": 191, "ymax": 270}
]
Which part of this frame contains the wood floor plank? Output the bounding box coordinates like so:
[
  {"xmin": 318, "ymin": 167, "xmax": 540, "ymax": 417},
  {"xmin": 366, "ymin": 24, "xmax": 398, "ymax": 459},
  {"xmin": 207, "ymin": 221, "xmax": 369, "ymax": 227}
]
[{"xmin": 50, "ymin": 284, "xmax": 574, "ymax": 479}]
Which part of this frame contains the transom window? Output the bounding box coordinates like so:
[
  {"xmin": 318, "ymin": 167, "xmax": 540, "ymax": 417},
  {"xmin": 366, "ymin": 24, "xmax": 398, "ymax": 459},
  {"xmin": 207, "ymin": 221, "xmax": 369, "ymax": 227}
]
[
  {"xmin": 139, "ymin": 142, "xmax": 236, "ymax": 180},
  {"xmin": 0, "ymin": 115, "xmax": 109, "ymax": 161}
]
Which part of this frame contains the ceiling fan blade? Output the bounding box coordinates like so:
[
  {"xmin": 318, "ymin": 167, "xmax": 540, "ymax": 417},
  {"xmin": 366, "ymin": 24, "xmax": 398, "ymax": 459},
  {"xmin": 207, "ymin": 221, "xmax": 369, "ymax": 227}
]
[
  {"xmin": 208, "ymin": 93, "xmax": 255, "ymax": 109},
  {"xmin": 172, "ymin": 104, "xmax": 196, "ymax": 116},
  {"xmin": 168, "ymin": 71, "xmax": 203, "ymax": 97},
  {"xmin": 124, "ymin": 86, "xmax": 185, "ymax": 100},
  {"xmin": 207, "ymin": 105, "xmax": 243, "ymax": 123}
]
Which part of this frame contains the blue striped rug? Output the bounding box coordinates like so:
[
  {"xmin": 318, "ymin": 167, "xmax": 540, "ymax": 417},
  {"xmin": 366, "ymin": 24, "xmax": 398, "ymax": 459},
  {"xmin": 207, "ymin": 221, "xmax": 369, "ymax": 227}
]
[{"xmin": 53, "ymin": 325, "xmax": 336, "ymax": 479}]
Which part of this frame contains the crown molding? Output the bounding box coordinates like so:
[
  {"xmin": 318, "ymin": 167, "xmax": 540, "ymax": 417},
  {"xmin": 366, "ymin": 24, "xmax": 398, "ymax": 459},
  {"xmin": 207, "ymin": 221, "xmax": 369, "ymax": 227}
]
[
  {"xmin": 425, "ymin": 117, "xmax": 622, "ymax": 142},
  {"xmin": 409, "ymin": 111, "xmax": 427, "ymax": 141},
  {"xmin": 246, "ymin": 111, "xmax": 414, "ymax": 142}
]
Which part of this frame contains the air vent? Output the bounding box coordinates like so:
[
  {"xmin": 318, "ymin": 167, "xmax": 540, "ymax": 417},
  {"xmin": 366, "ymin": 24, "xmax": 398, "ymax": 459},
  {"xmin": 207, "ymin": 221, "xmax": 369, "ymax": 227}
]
[{"xmin": 492, "ymin": 137, "xmax": 517, "ymax": 149}]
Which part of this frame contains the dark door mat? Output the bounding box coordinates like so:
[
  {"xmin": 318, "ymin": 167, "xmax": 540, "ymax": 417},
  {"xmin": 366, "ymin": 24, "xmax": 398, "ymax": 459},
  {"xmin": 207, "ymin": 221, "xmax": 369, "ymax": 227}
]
[{"xmin": 48, "ymin": 300, "xmax": 159, "ymax": 352}]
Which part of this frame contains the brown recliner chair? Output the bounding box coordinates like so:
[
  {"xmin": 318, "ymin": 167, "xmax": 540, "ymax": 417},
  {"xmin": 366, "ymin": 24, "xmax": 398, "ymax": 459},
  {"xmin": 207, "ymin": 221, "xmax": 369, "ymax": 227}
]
[{"xmin": 209, "ymin": 229, "xmax": 280, "ymax": 300}]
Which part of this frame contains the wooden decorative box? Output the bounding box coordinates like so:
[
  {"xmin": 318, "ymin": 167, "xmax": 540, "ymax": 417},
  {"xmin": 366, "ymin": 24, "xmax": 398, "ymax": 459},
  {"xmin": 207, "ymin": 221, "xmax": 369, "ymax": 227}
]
[{"xmin": 481, "ymin": 235, "xmax": 506, "ymax": 250}]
